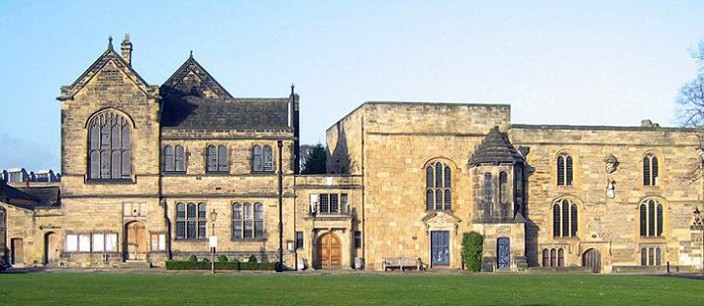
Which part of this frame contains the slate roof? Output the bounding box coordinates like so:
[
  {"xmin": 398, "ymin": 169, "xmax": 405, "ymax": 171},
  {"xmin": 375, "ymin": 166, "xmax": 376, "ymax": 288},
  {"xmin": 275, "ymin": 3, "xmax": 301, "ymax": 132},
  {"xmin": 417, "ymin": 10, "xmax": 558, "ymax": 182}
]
[
  {"xmin": 160, "ymin": 55, "xmax": 290, "ymax": 131},
  {"xmin": 0, "ymin": 182, "xmax": 60, "ymax": 210},
  {"xmin": 15, "ymin": 186, "xmax": 61, "ymax": 207},
  {"xmin": 469, "ymin": 126, "xmax": 524, "ymax": 166}
]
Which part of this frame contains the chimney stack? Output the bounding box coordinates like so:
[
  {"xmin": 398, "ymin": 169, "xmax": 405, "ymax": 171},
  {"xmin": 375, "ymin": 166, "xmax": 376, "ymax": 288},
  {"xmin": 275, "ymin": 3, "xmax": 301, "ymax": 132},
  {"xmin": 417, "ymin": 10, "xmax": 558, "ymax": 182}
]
[{"xmin": 121, "ymin": 34, "xmax": 133, "ymax": 66}]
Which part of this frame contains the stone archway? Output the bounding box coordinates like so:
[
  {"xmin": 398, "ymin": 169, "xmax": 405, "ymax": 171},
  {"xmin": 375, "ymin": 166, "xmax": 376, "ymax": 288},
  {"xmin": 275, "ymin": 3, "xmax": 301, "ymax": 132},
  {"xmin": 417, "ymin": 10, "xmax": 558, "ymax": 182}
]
[
  {"xmin": 583, "ymin": 248, "xmax": 601, "ymax": 273},
  {"xmin": 316, "ymin": 232, "xmax": 341, "ymax": 269},
  {"xmin": 44, "ymin": 232, "xmax": 60, "ymax": 265},
  {"xmin": 125, "ymin": 221, "xmax": 147, "ymax": 261}
]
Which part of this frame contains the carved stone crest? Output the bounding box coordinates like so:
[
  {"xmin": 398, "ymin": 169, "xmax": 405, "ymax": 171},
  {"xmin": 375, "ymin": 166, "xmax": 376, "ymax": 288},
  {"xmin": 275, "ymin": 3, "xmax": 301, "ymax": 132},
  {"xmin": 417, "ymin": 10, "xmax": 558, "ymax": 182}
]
[{"xmin": 603, "ymin": 154, "xmax": 619, "ymax": 174}]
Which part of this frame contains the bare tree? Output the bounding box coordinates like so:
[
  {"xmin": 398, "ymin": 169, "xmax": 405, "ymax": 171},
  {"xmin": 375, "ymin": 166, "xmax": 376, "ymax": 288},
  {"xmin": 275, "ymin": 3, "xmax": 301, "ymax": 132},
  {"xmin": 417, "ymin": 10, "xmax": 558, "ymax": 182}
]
[{"xmin": 677, "ymin": 41, "xmax": 704, "ymax": 182}]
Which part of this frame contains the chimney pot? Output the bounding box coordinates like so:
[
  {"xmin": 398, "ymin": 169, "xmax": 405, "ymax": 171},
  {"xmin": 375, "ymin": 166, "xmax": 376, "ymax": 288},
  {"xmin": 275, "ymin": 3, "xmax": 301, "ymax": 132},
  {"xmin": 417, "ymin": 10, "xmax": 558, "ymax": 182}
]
[{"xmin": 121, "ymin": 34, "xmax": 133, "ymax": 66}]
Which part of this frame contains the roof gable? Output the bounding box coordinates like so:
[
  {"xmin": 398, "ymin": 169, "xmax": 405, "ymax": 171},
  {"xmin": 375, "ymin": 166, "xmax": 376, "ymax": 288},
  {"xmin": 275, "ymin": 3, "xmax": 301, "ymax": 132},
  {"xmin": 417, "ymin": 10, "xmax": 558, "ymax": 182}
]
[
  {"xmin": 59, "ymin": 39, "xmax": 154, "ymax": 101},
  {"xmin": 161, "ymin": 54, "xmax": 234, "ymax": 100}
]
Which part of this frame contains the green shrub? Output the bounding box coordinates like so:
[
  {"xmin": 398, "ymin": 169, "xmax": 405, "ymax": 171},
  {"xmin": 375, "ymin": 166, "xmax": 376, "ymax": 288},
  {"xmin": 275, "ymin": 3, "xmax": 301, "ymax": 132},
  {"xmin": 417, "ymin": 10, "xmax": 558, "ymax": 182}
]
[
  {"xmin": 462, "ymin": 232, "xmax": 483, "ymax": 272},
  {"xmin": 187, "ymin": 255, "xmax": 198, "ymax": 262},
  {"xmin": 201, "ymin": 257, "xmax": 210, "ymax": 263},
  {"xmin": 218, "ymin": 255, "xmax": 229, "ymax": 263},
  {"xmin": 164, "ymin": 260, "xmax": 275, "ymax": 271},
  {"xmin": 248, "ymin": 255, "xmax": 258, "ymax": 263}
]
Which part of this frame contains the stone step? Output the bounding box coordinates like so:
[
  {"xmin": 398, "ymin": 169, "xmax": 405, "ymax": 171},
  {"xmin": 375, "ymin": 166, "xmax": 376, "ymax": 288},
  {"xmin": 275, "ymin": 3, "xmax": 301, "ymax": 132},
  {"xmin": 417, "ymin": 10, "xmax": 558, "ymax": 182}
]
[{"xmin": 115, "ymin": 261, "xmax": 152, "ymax": 269}]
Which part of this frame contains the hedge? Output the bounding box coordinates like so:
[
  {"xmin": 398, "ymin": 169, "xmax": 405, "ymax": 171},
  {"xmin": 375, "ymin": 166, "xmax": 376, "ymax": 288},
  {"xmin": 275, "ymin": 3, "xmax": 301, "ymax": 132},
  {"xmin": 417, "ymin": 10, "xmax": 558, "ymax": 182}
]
[
  {"xmin": 461, "ymin": 231, "xmax": 483, "ymax": 272},
  {"xmin": 165, "ymin": 260, "xmax": 275, "ymax": 271}
]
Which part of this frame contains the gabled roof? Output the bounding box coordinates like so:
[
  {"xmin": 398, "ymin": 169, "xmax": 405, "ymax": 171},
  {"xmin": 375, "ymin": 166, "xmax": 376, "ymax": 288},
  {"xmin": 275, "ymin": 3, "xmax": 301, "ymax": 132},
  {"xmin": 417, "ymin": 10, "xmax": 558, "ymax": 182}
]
[
  {"xmin": 59, "ymin": 38, "xmax": 154, "ymax": 101},
  {"xmin": 469, "ymin": 126, "xmax": 524, "ymax": 166},
  {"xmin": 160, "ymin": 54, "xmax": 291, "ymax": 131},
  {"xmin": 161, "ymin": 54, "xmax": 234, "ymax": 100}
]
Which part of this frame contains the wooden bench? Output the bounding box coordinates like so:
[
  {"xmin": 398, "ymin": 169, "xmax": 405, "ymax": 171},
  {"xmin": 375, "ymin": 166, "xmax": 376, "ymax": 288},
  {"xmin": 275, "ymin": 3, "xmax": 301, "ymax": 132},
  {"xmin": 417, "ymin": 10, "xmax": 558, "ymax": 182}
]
[{"xmin": 382, "ymin": 257, "xmax": 421, "ymax": 271}]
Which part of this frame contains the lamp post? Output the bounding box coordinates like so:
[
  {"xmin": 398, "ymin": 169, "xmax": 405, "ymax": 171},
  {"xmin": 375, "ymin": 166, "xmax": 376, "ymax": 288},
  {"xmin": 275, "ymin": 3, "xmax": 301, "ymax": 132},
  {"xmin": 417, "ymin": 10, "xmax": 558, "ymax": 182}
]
[
  {"xmin": 692, "ymin": 207, "xmax": 704, "ymax": 273},
  {"xmin": 210, "ymin": 209, "xmax": 218, "ymax": 274}
]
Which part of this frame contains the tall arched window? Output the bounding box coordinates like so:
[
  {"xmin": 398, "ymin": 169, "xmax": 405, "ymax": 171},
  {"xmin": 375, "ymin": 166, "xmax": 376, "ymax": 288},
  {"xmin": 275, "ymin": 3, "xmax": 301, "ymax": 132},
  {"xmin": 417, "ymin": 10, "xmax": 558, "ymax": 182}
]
[
  {"xmin": 556, "ymin": 154, "xmax": 573, "ymax": 186},
  {"xmin": 87, "ymin": 111, "xmax": 131, "ymax": 179},
  {"xmin": 553, "ymin": 199, "xmax": 578, "ymax": 238},
  {"xmin": 425, "ymin": 161, "xmax": 452, "ymax": 211},
  {"xmin": 640, "ymin": 199, "xmax": 663, "ymax": 237},
  {"xmin": 484, "ymin": 172, "xmax": 493, "ymax": 215},
  {"xmin": 207, "ymin": 145, "xmax": 228, "ymax": 172},
  {"xmin": 252, "ymin": 145, "xmax": 263, "ymax": 172},
  {"xmin": 499, "ymin": 171, "xmax": 508, "ymax": 204},
  {"xmin": 232, "ymin": 203, "xmax": 243, "ymax": 239},
  {"xmin": 175, "ymin": 145, "xmax": 186, "ymax": 171},
  {"xmin": 643, "ymin": 154, "xmax": 659, "ymax": 186}
]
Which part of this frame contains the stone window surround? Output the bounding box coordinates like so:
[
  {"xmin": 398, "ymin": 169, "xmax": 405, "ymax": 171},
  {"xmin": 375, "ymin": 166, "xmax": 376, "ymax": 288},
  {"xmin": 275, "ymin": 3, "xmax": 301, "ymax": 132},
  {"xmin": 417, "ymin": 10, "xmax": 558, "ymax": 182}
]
[
  {"xmin": 231, "ymin": 202, "xmax": 265, "ymax": 241},
  {"xmin": 205, "ymin": 144, "xmax": 229, "ymax": 173},
  {"xmin": 555, "ymin": 152, "xmax": 573, "ymax": 187},
  {"xmin": 642, "ymin": 151, "xmax": 661, "ymax": 187},
  {"xmin": 175, "ymin": 202, "xmax": 208, "ymax": 240},
  {"xmin": 425, "ymin": 160, "xmax": 453, "ymax": 212},
  {"xmin": 86, "ymin": 109, "xmax": 133, "ymax": 181},
  {"xmin": 162, "ymin": 144, "xmax": 187, "ymax": 173},
  {"xmin": 552, "ymin": 198, "xmax": 579, "ymax": 239}
]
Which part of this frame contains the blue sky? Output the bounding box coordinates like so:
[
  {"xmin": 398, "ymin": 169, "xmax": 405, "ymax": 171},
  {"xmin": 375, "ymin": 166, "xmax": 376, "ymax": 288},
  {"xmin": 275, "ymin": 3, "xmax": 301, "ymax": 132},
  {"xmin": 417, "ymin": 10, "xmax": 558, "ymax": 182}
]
[{"xmin": 1, "ymin": 1, "xmax": 703, "ymax": 171}]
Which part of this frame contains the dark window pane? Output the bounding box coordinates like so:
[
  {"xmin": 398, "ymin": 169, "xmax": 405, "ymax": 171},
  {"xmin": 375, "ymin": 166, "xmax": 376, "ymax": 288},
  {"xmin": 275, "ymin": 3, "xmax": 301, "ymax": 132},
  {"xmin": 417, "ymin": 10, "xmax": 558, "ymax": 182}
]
[
  {"xmin": 263, "ymin": 145, "xmax": 273, "ymax": 171},
  {"xmin": 198, "ymin": 221, "xmax": 206, "ymax": 239},
  {"xmin": 187, "ymin": 203, "xmax": 196, "ymax": 219},
  {"xmin": 121, "ymin": 151, "xmax": 130, "ymax": 177},
  {"xmin": 233, "ymin": 222, "xmax": 242, "ymax": 239},
  {"xmin": 254, "ymin": 203, "xmax": 263, "ymax": 220},
  {"xmin": 164, "ymin": 145, "xmax": 174, "ymax": 172},
  {"xmin": 656, "ymin": 204, "xmax": 663, "ymax": 236},
  {"xmin": 176, "ymin": 221, "xmax": 185, "ymax": 239},
  {"xmin": 435, "ymin": 163, "xmax": 442, "ymax": 187},
  {"xmin": 542, "ymin": 249, "xmax": 548, "ymax": 267},
  {"xmin": 426, "ymin": 190, "xmax": 433, "ymax": 210},
  {"xmin": 562, "ymin": 200, "xmax": 569, "ymax": 237},
  {"xmin": 444, "ymin": 189, "xmax": 451, "ymax": 210},
  {"xmin": 640, "ymin": 204, "xmax": 647, "ymax": 236},
  {"xmin": 648, "ymin": 248, "xmax": 654, "ymax": 266},
  {"xmin": 558, "ymin": 248, "xmax": 564, "ymax": 267},
  {"xmin": 426, "ymin": 166, "xmax": 433, "ymax": 189},
  {"xmin": 557, "ymin": 156, "xmax": 565, "ymax": 186},
  {"xmin": 444, "ymin": 166, "xmax": 451, "ymax": 188},
  {"xmin": 233, "ymin": 203, "xmax": 242, "ymax": 220},
  {"xmin": 553, "ymin": 205, "xmax": 560, "ymax": 237},
  {"xmin": 550, "ymin": 249, "xmax": 556, "ymax": 267},
  {"xmin": 244, "ymin": 221, "xmax": 253, "ymax": 238},
  {"xmin": 354, "ymin": 231, "xmax": 361, "ymax": 249},
  {"xmin": 652, "ymin": 156, "xmax": 659, "ymax": 185},
  {"xmin": 499, "ymin": 172, "xmax": 507, "ymax": 203},
  {"xmin": 218, "ymin": 145, "xmax": 228, "ymax": 171},
  {"xmin": 330, "ymin": 194, "xmax": 339, "ymax": 213},
  {"xmin": 100, "ymin": 150, "xmax": 110, "ymax": 179},
  {"xmin": 187, "ymin": 221, "xmax": 196, "ymax": 239},
  {"xmin": 244, "ymin": 203, "xmax": 252, "ymax": 219},
  {"xmin": 655, "ymin": 247, "xmax": 661, "ymax": 266},
  {"xmin": 175, "ymin": 145, "xmax": 185, "ymax": 171},
  {"xmin": 254, "ymin": 221, "xmax": 263, "ymax": 238},
  {"xmin": 90, "ymin": 150, "xmax": 100, "ymax": 179},
  {"xmin": 198, "ymin": 203, "xmax": 206, "ymax": 219},
  {"xmin": 176, "ymin": 203, "xmax": 185, "ymax": 219},
  {"xmin": 320, "ymin": 194, "xmax": 329, "ymax": 214},
  {"xmin": 296, "ymin": 231, "xmax": 304, "ymax": 249},
  {"xmin": 111, "ymin": 151, "xmax": 121, "ymax": 179},
  {"xmin": 643, "ymin": 157, "xmax": 651, "ymax": 186},
  {"xmin": 570, "ymin": 204, "xmax": 578, "ymax": 237},
  {"xmin": 484, "ymin": 173, "xmax": 492, "ymax": 204},
  {"xmin": 253, "ymin": 146, "xmax": 263, "ymax": 171},
  {"xmin": 565, "ymin": 156, "xmax": 573, "ymax": 186},
  {"xmin": 121, "ymin": 124, "xmax": 130, "ymax": 149},
  {"xmin": 641, "ymin": 248, "xmax": 647, "ymax": 266},
  {"xmin": 207, "ymin": 145, "xmax": 217, "ymax": 172},
  {"xmin": 648, "ymin": 200, "xmax": 655, "ymax": 237}
]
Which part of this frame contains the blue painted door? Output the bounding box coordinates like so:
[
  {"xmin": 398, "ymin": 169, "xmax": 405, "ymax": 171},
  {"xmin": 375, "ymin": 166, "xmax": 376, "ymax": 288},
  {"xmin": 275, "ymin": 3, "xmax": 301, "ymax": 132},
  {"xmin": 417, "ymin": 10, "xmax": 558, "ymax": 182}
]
[
  {"xmin": 431, "ymin": 231, "xmax": 449, "ymax": 266},
  {"xmin": 497, "ymin": 237, "xmax": 510, "ymax": 269}
]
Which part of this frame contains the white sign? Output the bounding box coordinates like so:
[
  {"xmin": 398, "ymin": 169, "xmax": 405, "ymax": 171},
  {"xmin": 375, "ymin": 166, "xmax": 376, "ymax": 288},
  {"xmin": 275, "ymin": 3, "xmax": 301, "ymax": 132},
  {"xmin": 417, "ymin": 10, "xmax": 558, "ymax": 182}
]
[{"xmin": 209, "ymin": 236, "xmax": 218, "ymax": 248}]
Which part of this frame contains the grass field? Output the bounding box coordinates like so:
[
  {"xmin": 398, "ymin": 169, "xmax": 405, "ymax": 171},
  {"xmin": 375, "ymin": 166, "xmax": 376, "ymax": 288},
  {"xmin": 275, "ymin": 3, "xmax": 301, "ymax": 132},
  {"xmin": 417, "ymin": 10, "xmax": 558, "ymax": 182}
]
[{"xmin": 0, "ymin": 272, "xmax": 702, "ymax": 305}]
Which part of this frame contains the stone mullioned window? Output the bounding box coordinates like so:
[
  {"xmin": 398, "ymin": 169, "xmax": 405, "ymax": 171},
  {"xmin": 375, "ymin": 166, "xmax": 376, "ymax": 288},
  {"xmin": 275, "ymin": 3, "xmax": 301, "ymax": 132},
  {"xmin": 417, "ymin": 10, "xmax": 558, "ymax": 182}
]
[
  {"xmin": 639, "ymin": 199, "xmax": 663, "ymax": 237},
  {"xmin": 232, "ymin": 202, "xmax": 264, "ymax": 239},
  {"xmin": 163, "ymin": 145, "xmax": 186, "ymax": 172},
  {"xmin": 175, "ymin": 202, "xmax": 207, "ymax": 240},
  {"xmin": 553, "ymin": 199, "xmax": 578, "ymax": 238},
  {"xmin": 87, "ymin": 111, "xmax": 132, "ymax": 180},
  {"xmin": 252, "ymin": 145, "xmax": 274, "ymax": 172},
  {"xmin": 426, "ymin": 161, "xmax": 452, "ymax": 211}
]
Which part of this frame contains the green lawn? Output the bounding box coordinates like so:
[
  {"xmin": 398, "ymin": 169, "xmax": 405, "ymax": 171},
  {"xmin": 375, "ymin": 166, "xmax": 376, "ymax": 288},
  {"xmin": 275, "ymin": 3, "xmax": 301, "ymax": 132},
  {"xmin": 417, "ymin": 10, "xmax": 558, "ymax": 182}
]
[{"xmin": 0, "ymin": 272, "xmax": 702, "ymax": 305}]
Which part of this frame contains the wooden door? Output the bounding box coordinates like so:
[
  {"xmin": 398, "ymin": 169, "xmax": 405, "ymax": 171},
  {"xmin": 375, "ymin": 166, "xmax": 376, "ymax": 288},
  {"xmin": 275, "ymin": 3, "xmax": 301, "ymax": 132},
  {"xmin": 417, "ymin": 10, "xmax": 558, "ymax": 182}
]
[
  {"xmin": 11, "ymin": 238, "xmax": 22, "ymax": 265},
  {"xmin": 317, "ymin": 233, "xmax": 341, "ymax": 269},
  {"xmin": 583, "ymin": 248, "xmax": 601, "ymax": 273},
  {"xmin": 125, "ymin": 222, "xmax": 147, "ymax": 260},
  {"xmin": 44, "ymin": 232, "xmax": 60, "ymax": 265}
]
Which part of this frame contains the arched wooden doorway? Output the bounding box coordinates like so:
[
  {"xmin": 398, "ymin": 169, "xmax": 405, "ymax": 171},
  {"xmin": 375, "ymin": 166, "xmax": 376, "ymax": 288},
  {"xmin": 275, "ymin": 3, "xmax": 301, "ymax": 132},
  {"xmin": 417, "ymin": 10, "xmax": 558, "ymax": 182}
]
[
  {"xmin": 583, "ymin": 248, "xmax": 601, "ymax": 273},
  {"xmin": 44, "ymin": 232, "xmax": 60, "ymax": 265},
  {"xmin": 316, "ymin": 232, "xmax": 341, "ymax": 269},
  {"xmin": 125, "ymin": 221, "xmax": 147, "ymax": 260}
]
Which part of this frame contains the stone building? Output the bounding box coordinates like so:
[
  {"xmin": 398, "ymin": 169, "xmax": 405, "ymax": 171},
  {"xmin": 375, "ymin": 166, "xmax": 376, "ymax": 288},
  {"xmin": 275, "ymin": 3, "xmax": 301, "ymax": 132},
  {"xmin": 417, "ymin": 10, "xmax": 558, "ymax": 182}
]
[{"xmin": 2, "ymin": 36, "xmax": 704, "ymax": 272}]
